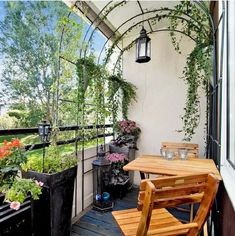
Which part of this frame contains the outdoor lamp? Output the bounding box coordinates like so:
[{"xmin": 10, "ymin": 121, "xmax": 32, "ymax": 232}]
[
  {"xmin": 38, "ymin": 120, "xmax": 51, "ymax": 142},
  {"xmin": 136, "ymin": 27, "xmax": 151, "ymax": 63}
]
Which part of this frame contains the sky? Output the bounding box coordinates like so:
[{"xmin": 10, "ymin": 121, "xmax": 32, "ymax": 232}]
[{"xmin": 0, "ymin": 1, "xmax": 106, "ymax": 108}]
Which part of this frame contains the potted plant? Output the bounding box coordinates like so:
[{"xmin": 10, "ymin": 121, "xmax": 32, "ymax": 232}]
[
  {"xmin": 0, "ymin": 139, "xmax": 42, "ymax": 235},
  {"xmin": 0, "ymin": 139, "xmax": 42, "ymax": 206},
  {"xmin": 109, "ymin": 119, "xmax": 141, "ymax": 185},
  {"xmin": 110, "ymin": 119, "xmax": 141, "ymax": 158},
  {"xmin": 106, "ymin": 152, "xmax": 129, "ymax": 198},
  {"xmin": 22, "ymin": 142, "xmax": 78, "ymax": 236}
]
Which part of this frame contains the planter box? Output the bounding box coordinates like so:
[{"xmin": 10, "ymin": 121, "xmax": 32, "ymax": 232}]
[
  {"xmin": 109, "ymin": 144, "xmax": 136, "ymax": 184},
  {"xmin": 0, "ymin": 197, "xmax": 31, "ymax": 236},
  {"xmin": 23, "ymin": 165, "xmax": 77, "ymax": 236}
]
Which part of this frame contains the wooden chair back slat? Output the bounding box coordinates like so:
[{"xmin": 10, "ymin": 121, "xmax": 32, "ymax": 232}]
[
  {"xmin": 152, "ymin": 192, "xmax": 204, "ymax": 209},
  {"xmin": 136, "ymin": 173, "xmax": 219, "ymax": 236},
  {"xmin": 140, "ymin": 173, "xmax": 208, "ymax": 190},
  {"xmin": 161, "ymin": 141, "xmax": 199, "ymax": 157},
  {"xmin": 139, "ymin": 182, "xmax": 207, "ymax": 201}
]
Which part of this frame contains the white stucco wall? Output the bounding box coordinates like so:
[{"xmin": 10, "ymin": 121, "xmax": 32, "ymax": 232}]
[{"xmin": 122, "ymin": 32, "xmax": 207, "ymax": 184}]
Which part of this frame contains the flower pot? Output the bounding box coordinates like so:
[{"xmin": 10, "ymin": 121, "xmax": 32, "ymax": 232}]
[
  {"xmin": 109, "ymin": 144, "xmax": 136, "ymax": 162},
  {"xmin": 109, "ymin": 144, "xmax": 136, "ymax": 184},
  {"xmin": 0, "ymin": 197, "xmax": 32, "ymax": 236},
  {"xmin": 23, "ymin": 165, "xmax": 77, "ymax": 236}
]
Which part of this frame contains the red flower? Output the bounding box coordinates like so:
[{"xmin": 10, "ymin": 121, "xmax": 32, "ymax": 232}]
[
  {"xmin": 11, "ymin": 139, "xmax": 22, "ymax": 148},
  {"xmin": 0, "ymin": 139, "xmax": 23, "ymax": 159},
  {"xmin": 0, "ymin": 146, "xmax": 11, "ymax": 159}
]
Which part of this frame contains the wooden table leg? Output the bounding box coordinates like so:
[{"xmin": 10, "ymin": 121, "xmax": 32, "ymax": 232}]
[{"xmin": 140, "ymin": 172, "xmax": 145, "ymax": 179}]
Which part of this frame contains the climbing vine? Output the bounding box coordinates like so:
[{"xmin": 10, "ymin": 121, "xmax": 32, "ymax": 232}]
[{"xmin": 156, "ymin": 1, "xmax": 212, "ymax": 140}]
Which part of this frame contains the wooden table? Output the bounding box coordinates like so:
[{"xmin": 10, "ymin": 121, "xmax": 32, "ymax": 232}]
[{"xmin": 123, "ymin": 155, "xmax": 222, "ymax": 180}]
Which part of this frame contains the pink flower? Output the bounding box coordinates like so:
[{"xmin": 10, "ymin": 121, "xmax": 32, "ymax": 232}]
[
  {"xmin": 106, "ymin": 153, "xmax": 128, "ymax": 163},
  {"xmin": 35, "ymin": 180, "xmax": 44, "ymax": 187},
  {"xmin": 118, "ymin": 119, "xmax": 139, "ymax": 135},
  {"xmin": 10, "ymin": 201, "xmax": 21, "ymax": 210}
]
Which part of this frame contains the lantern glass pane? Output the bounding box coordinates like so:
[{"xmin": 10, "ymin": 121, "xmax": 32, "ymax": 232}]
[
  {"xmin": 45, "ymin": 126, "xmax": 49, "ymax": 136},
  {"xmin": 139, "ymin": 41, "xmax": 146, "ymax": 57},
  {"xmin": 39, "ymin": 126, "xmax": 43, "ymax": 136},
  {"xmin": 147, "ymin": 40, "xmax": 151, "ymax": 57},
  {"xmin": 136, "ymin": 41, "xmax": 139, "ymax": 59}
]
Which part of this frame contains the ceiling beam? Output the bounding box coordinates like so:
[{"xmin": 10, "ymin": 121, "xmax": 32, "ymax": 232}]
[{"xmin": 65, "ymin": 1, "xmax": 120, "ymax": 41}]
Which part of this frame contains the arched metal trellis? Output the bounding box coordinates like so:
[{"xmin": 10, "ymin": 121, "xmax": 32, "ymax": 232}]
[{"xmin": 58, "ymin": 2, "xmax": 222, "ymax": 226}]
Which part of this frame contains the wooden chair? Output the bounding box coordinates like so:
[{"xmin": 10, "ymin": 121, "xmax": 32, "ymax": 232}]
[
  {"xmin": 161, "ymin": 141, "xmax": 199, "ymax": 158},
  {"xmin": 161, "ymin": 142, "xmax": 200, "ymax": 222},
  {"xmin": 112, "ymin": 173, "xmax": 219, "ymax": 236}
]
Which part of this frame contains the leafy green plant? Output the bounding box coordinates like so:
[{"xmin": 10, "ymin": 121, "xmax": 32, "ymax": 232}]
[
  {"xmin": 107, "ymin": 74, "xmax": 137, "ymax": 121},
  {"xmin": 160, "ymin": 1, "xmax": 212, "ymax": 141},
  {"xmin": 76, "ymin": 56, "xmax": 137, "ymax": 129},
  {"xmin": 0, "ymin": 139, "xmax": 43, "ymax": 209},
  {"xmin": 4, "ymin": 178, "xmax": 42, "ymax": 204},
  {"xmin": 22, "ymin": 146, "xmax": 77, "ymax": 174}
]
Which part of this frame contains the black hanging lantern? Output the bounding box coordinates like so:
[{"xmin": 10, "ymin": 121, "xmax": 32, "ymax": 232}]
[
  {"xmin": 92, "ymin": 145, "xmax": 113, "ymax": 212},
  {"xmin": 136, "ymin": 27, "xmax": 151, "ymax": 63},
  {"xmin": 38, "ymin": 120, "xmax": 51, "ymax": 142}
]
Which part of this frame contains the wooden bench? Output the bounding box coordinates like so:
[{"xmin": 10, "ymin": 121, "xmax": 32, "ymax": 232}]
[{"xmin": 112, "ymin": 173, "xmax": 219, "ymax": 236}]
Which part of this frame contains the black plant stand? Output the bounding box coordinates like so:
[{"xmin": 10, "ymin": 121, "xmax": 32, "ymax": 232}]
[{"xmin": 23, "ymin": 166, "xmax": 77, "ymax": 236}]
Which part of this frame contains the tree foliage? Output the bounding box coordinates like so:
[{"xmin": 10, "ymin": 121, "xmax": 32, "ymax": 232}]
[{"xmin": 0, "ymin": 1, "xmax": 83, "ymax": 127}]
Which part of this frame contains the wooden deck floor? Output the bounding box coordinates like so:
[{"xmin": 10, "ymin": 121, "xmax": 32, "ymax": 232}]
[
  {"xmin": 71, "ymin": 188, "xmax": 138, "ymax": 236},
  {"xmin": 71, "ymin": 187, "xmax": 192, "ymax": 236}
]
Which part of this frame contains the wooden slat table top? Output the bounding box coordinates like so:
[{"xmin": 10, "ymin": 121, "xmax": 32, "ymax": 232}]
[{"xmin": 123, "ymin": 155, "xmax": 222, "ymax": 180}]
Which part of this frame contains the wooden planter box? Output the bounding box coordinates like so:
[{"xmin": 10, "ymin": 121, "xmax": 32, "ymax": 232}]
[
  {"xmin": 23, "ymin": 165, "xmax": 77, "ymax": 236},
  {"xmin": 0, "ymin": 195, "xmax": 32, "ymax": 236}
]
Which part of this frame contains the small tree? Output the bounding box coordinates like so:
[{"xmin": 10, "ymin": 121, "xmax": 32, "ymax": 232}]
[{"xmin": 0, "ymin": 1, "xmax": 83, "ymax": 127}]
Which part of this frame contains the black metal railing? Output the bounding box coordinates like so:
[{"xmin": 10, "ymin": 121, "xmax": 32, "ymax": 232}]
[{"xmin": 0, "ymin": 124, "xmax": 114, "ymax": 219}]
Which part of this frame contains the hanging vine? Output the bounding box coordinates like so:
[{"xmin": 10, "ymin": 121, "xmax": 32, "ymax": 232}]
[
  {"xmin": 102, "ymin": 1, "xmax": 212, "ymax": 141},
  {"xmin": 76, "ymin": 56, "xmax": 137, "ymax": 128},
  {"xmin": 154, "ymin": 1, "xmax": 212, "ymax": 140}
]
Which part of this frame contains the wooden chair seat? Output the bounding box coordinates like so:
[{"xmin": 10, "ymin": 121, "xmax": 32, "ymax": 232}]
[{"xmin": 112, "ymin": 208, "xmax": 189, "ymax": 236}]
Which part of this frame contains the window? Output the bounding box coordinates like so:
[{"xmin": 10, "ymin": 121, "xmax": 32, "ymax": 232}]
[
  {"xmin": 227, "ymin": 1, "xmax": 235, "ymax": 168},
  {"xmin": 220, "ymin": 0, "xmax": 235, "ymax": 209}
]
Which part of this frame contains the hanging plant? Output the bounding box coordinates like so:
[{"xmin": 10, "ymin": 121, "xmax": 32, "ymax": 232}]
[
  {"xmin": 76, "ymin": 57, "xmax": 137, "ymax": 131},
  {"xmin": 107, "ymin": 74, "xmax": 137, "ymax": 124}
]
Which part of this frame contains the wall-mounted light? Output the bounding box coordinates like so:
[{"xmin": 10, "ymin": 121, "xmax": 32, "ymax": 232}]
[{"xmin": 136, "ymin": 27, "xmax": 151, "ymax": 63}]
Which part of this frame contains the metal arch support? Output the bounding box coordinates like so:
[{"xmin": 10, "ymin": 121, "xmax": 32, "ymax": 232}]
[
  {"xmin": 80, "ymin": 1, "xmax": 126, "ymax": 59},
  {"xmin": 97, "ymin": 8, "xmax": 209, "ymax": 64},
  {"xmin": 103, "ymin": 13, "xmax": 207, "ymax": 66},
  {"xmin": 112, "ymin": 28, "xmax": 197, "ymax": 74},
  {"xmin": 79, "ymin": 1, "xmax": 113, "ymax": 58}
]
